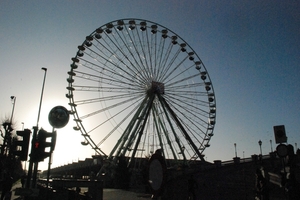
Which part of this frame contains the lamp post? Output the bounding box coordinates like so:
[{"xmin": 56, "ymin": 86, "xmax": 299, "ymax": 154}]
[
  {"xmin": 10, "ymin": 96, "xmax": 16, "ymax": 123},
  {"xmin": 234, "ymin": 143, "xmax": 237, "ymax": 158},
  {"xmin": 258, "ymin": 140, "xmax": 262, "ymax": 155},
  {"xmin": 270, "ymin": 139, "xmax": 273, "ymax": 152},
  {"xmin": 37, "ymin": 67, "xmax": 47, "ymax": 127},
  {"xmin": 26, "ymin": 67, "xmax": 48, "ymax": 189}
]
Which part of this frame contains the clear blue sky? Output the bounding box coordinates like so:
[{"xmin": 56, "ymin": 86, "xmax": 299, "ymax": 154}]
[{"xmin": 0, "ymin": 0, "xmax": 299, "ymax": 170}]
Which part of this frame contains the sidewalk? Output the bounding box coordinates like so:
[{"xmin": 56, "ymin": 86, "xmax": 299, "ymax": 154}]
[
  {"xmin": 102, "ymin": 189, "xmax": 151, "ymax": 200},
  {"xmin": 11, "ymin": 181, "xmax": 23, "ymax": 200},
  {"xmin": 9, "ymin": 184, "xmax": 151, "ymax": 200},
  {"xmin": 0, "ymin": 180, "xmax": 23, "ymax": 200}
]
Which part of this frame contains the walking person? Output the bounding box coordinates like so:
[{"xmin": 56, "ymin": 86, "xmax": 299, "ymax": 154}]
[
  {"xmin": 188, "ymin": 175, "xmax": 198, "ymax": 200},
  {"xmin": 255, "ymin": 168, "xmax": 269, "ymax": 200},
  {"xmin": 1, "ymin": 173, "xmax": 13, "ymax": 200}
]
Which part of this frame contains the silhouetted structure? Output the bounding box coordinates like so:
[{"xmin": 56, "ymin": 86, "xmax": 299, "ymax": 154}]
[{"xmin": 39, "ymin": 152, "xmax": 300, "ymax": 199}]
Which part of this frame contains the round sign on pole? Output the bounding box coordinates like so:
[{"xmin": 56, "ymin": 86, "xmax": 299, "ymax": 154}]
[
  {"xmin": 148, "ymin": 151, "xmax": 167, "ymax": 197},
  {"xmin": 276, "ymin": 144, "xmax": 288, "ymax": 157},
  {"xmin": 48, "ymin": 106, "xmax": 70, "ymax": 129}
]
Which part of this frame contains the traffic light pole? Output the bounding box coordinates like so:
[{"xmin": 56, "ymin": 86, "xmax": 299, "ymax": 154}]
[
  {"xmin": 46, "ymin": 127, "xmax": 55, "ymax": 189},
  {"xmin": 25, "ymin": 126, "xmax": 38, "ymax": 189},
  {"xmin": 32, "ymin": 159, "xmax": 39, "ymax": 188}
]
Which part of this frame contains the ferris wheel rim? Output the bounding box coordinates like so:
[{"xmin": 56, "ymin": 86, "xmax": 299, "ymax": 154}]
[{"xmin": 66, "ymin": 18, "xmax": 216, "ymax": 164}]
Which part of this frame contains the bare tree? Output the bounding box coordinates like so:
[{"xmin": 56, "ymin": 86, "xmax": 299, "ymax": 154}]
[{"xmin": 0, "ymin": 119, "xmax": 15, "ymax": 156}]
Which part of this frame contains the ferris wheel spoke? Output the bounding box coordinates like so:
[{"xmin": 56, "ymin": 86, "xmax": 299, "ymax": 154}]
[
  {"xmin": 171, "ymin": 106, "xmax": 206, "ymax": 144},
  {"xmin": 151, "ymin": 33, "xmax": 159, "ymax": 80},
  {"xmin": 156, "ymin": 35, "xmax": 169, "ymax": 81},
  {"xmin": 79, "ymin": 94, "xmax": 143, "ymax": 120},
  {"xmin": 74, "ymin": 92, "xmax": 142, "ymax": 106},
  {"xmin": 164, "ymin": 98, "xmax": 207, "ymax": 145},
  {"xmin": 77, "ymin": 62, "xmax": 138, "ymax": 87},
  {"xmin": 166, "ymin": 73, "xmax": 200, "ymax": 88},
  {"xmin": 158, "ymin": 95, "xmax": 204, "ymax": 161},
  {"xmin": 86, "ymin": 39, "xmax": 149, "ymax": 88},
  {"xmin": 163, "ymin": 62, "xmax": 196, "ymax": 85},
  {"xmin": 95, "ymin": 99, "xmax": 142, "ymax": 146},
  {"xmin": 109, "ymin": 95, "xmax": 151, "ymax": 158},
  {"xmin": 79, "ymin": 49, "xmax": 142, "ymax": 85},
  {"xmin": 167, "ymin": 82, "xmax": 206, "ymax": 91},
  {"xmin": 165, "ymin": 106, "xmax": 209, "ymax": 133},
  {"xmin": 152, "ymin": 105, "xmax": 179, "ymax": 161},
  {"xmin": 159, "ymin": 47, "xmax": 189, "ymax": 83},
  {"xmin": 72, "ymin": 85, "xmax": 145, "ymax": 94},
  {"xmin": 128, "ymin": 25, "xmax": 155, "ymax": 79},
  {"xmin": 73, "ymin": 70, "xmax": 139, "ymax": 90},
  {"xmin": 80, "ymin": 46, "xmax": 135, "ymax": 80},
  {"xmin": 115, "ymin": 26, "xmax": 151, "ymax": 81},
  {"xmin": 131, "ymin": 27, "xmax": 152, "ymax": 77},
  {"xmin": 90, "ymin": 98, "xmax": 147, "ymax": 154},
  {"xmin": 165, "ymin": 94, "xmax": 210, "ymax": 117},
  {"xmin": 166, "ymin": 92, "xmax": 209, "ymax": 107},
  {"xmin": 151, "ymin": 115, "xmax": 164, "ymax": 155},
  {"xmin": 144, "ymin": 29, "xmax": 155, "ymax": 79},
  {"xmin": 129, "ymin": 94, "xmax": 156, "ymax": 161},
  {"xmin": 156, "ymin": 41, "xmax": 178, "ymax": 82},
  {"xmin": 157, "ymin": 96, "xmax": 187, "ymax": 160},
  {"xmin": 98, "ymin": 31, "xmax": 148, "ymax": 84},
  {"xmin": 83, "ymin": 134, "xmax": 107, "ymax": 156}
]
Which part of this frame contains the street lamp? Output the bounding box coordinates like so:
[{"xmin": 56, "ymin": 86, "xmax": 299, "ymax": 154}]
[
  {"xmin": 258, "ymin": 140, "xmax": 262, "ymax": 155},
  {"xmin": 234, "ymin": 143, "xmax": 237, "ymax": 158},
  {"xmin": 270, "ymin": 139, "xmax": 273, "ymax": 152},
  {"xmin": 37, "ymin": 67, "xmax": 47, "ymax": 127},
  {"xmin": 10, "ymin": 96, "xmax": 16, "ymax": 123},
  {"xmin": 26, "ymin": 67, "xmax": 48, "ymax": 189}
]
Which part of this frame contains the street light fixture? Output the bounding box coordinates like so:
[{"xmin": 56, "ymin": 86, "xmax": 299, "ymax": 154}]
[
  {"xmin": 37, "ymin": 67, "xmax": 47, "ymax": 127},
  {"xmin": 10, "ymin": 96, "xmax": 16, "ymax": 123},
  {"xmin": 258, "ymin": 140, "xmax": 262, "ymax": 155},
  {"xmin": 270, "ymin": 139, "xmax": 273, "ymax": 152},
  {"xmin": 234, "ymin": 143, "xmax": 237, "ymax": 158}
]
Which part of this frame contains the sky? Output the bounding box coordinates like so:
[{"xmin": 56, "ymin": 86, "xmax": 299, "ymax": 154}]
[{"xmin": 0, "ymin": 0, "xmax": 299, "ymax": 170}]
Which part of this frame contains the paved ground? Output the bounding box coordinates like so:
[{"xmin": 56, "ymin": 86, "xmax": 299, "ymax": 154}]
[
  {"xmin": 8, "ymin": 181, "xmax": 152, "ymax": 200},
  {"xmin": 102, "ymin": 189, "xmax": 151, "ymax": 200}
]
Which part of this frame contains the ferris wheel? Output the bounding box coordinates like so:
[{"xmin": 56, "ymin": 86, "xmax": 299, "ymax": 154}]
[{"xmin": 66, "ymin": 18, "xmax": 216, "ymax": 168}]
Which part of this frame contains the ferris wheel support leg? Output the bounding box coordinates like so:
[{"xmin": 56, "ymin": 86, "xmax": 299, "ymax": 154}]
[
  {"xmin": 156, "ymin": 97, "xmax": 186, "ymax": 162},
  {"xmin": 158, "ymin": 95, "xmax": 205, "ymax": 161},
  {"xmin": 129, "ymin": 95, "xmax": 155, "ymax": 164}
]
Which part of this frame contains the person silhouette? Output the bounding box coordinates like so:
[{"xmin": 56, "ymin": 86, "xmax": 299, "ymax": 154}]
[
  {"xmin": 1, "ymin": 173, "xmax": 13, "ymax": 200},
  {"xmin": 188, "ymin": 175, "xmax": 198, "ymax": 200}
]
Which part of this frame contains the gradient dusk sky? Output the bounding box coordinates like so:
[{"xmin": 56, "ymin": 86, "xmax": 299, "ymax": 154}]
[{"xmin": 0, "ymin": 0, "xmax": 299, "ymax": 170}]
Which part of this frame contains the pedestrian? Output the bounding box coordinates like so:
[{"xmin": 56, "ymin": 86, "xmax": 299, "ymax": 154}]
[
  {"xmin": 188, "ymin": 175, "xmax": 198, "ymax": 200},
  {"xmin": 255, "ymin": 168, "xmax": 269, "ymax": 200},
  {"xmin": 21, "ymin": 175, "xmax": 26, "ymax": 188},
  {"xmin": 1, "ymin": 173, "xmax": 13, "ymax": 200}
]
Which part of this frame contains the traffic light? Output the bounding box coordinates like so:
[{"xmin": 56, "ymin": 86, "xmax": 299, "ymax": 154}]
[
  {"xmin": 30, "ymin": 128, "xmax": 57, "ymax": 162},
  {"xmin": 13, "ymin": 129, "xmax": 31, "ymax": 161},
  {"xmin": 273, "ymin": 125, "xmax": 287, "ymax": 144}
]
